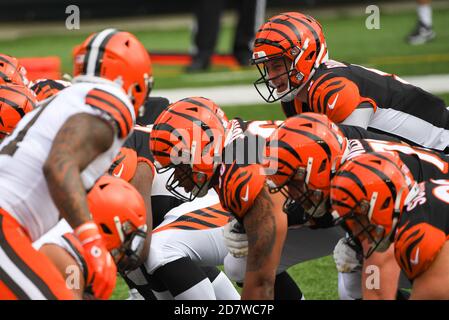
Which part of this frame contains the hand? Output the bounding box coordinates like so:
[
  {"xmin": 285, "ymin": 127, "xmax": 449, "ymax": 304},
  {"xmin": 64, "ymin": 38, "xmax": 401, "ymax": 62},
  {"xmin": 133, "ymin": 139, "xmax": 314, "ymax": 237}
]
[
  {"xmin": 333, "ymin": 237, "xmax": 362, "ymax": 273},
  {"xmin": 74, "ymin": 221, "xmax": 117, "ymax": 299},
  {"xmin": 223, "ymin": 219, "xmax": 248, "ymax": 258}
]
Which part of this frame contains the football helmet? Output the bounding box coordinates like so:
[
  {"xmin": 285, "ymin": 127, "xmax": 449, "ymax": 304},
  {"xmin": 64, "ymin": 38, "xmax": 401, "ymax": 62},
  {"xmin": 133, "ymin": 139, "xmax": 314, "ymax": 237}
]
[
  {"xmin": 150, "ymin": 96, "xmax": 229, "ymax": 201},
  {"xmin": 330, "ymin": 152, "xmax": 419, "ymax": 258},
  {"xmin": 0, "ymin": 54, "xmax": 29, "ymax": 86},
  {"xmin": 252, "ymin": 12, "xmax": 328, "ymax": 102},
  {"xmin": 30, "ymin": 79, "xmax": 71, "ymax": 101},
  {"xmin": 264, "ymin": 113, "xmax": 346, "ymax": 220},
  {"xmin": 72, "ymin": 29, "xmax": 153, "ymax": 114},
  {"xmin": 87, "ymin": 175, "xmax": 147, "ymax": 272},
  {"xmin": 0, "ymin": 84, "xmax": 37, "ymax": 139}
]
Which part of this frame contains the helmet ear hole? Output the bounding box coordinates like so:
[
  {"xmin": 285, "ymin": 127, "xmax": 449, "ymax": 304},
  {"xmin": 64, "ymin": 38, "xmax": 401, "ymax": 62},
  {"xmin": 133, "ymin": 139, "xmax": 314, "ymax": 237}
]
[
  {"xmin": 381, "ymin": 197, "xmax": 391, "ymax": 210},
  {"xmin": 300, "ymin": 123, "xmax": 313, "ymax": 128},
  {"xmin": 100, "ymin": 223, "xmax": 113, "ymax": 234},
  {"xmin": 99, "ymin": 183, "xmax": 109, "ymax": 190},
  {"xmin": 318, "ymin": 158, "xmax": 327, "ymax": 173},
  {"xmin": 306, "ymin": 51, "xmax": 315, "ymax": 61}
]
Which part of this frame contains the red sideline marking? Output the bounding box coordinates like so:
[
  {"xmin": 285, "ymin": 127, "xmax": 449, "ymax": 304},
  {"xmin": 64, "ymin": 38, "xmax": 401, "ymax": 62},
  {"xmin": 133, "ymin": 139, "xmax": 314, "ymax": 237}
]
[
  {"xmin": 18, "ymin": 56, "xmax": 61, "ymax": 81},
  {"xmin": 150, "ymin": 52, "xmax": 240, "ymax": 67}
]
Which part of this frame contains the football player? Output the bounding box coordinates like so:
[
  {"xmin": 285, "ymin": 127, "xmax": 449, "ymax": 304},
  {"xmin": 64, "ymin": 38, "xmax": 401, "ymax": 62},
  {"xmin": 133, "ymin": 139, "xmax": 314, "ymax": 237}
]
[
  {"xmin": 110, "ymin": 125, "xmax": 240, "ymax": 300},
  {"xmin": 0, "ymin": 29, "xmax": 152, "ymax": 299},
  {"xmin": 252, "ymin": 12, "xmax": 449, "ymax": 153},
  {"xmin": 149, "ymin": 97, "xmax": 350, "ymax": 299},
  {"xmin": 33, "ymin": 175, "xmax": 147, "ymax": 299},
  {"xmin": 331, "ymin": 152, "xmax": 449, "ymax": 299},
  {"xmin": 0, "ymin": 83, "xmax": 36, "ymax": 141},
  {"xmin": 264, "ymin": 112, "xmax": 449, "ymax": 299}
]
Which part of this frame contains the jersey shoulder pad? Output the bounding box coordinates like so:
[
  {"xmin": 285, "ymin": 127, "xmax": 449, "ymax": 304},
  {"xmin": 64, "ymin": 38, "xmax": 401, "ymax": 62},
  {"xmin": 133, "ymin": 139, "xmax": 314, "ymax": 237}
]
[
  {"xmin": 394, "ymin": 220, "xmax": 447, "ymax": 280},
  {"xmin": 308, "ymin": 72, "xmax": 369, "ymax": 123},
  {"xmin": 85, "ymin": 87, "xmax": 134, "ymax": 138},
  {"xmin": 109, "ymin": 147, "xmax": 138, "ymax": 182},
  {"xmin": 217, "ymin": 162, "xmax": 266, "ymax": 219}
]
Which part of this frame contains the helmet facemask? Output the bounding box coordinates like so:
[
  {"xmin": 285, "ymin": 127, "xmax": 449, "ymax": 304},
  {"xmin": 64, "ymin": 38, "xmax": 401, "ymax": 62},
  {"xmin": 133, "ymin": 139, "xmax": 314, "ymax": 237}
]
[
  {"xmin": 107, "ymin": 218, "xmax": 148, "ymax": 273},
  {"xmin": 337, "ymin": 191, "xmax": 403, "ymax": 259},
  {"xmin": 269, "ymin": 160, "xmax": 330, "ymax": 223},
  {"xmin": 158, "ymin": 163, "xmax": 211, "ymax": 202},
  {"xmin": 253, "ymin": 53, "xmax": 302, "ymax": 103}
]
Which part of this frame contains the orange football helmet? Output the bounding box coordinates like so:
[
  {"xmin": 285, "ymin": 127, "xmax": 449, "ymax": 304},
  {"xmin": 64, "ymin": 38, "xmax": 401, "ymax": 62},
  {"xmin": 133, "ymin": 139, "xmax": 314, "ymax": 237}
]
[
  {"xmin": 0, "ymin": 54, "xmax": 29, "ymax": 86},
  {"xmin": 252, "ymin": 12, "xmax": 328, "ymax": 102},
  {"xmin": 30, "ymin": 79, "xmax": 71, "ymax": 101},
  {"xmin": 0, "ymin": 84, "xmax": 37, "ymax": 139},
  {"xmin": 330, "ymin": 152, "xmax": 418, "ymax": 258},
  {"xmin": 265, "ymin": 113, "xmax": 346, "ymax": 219},
  {"xmin": 72, "ymin": 29, "xmax": 153, "ymax": 114},
  {"xmin": 87, "ymin": 175, "xmax": 147, "ymax": 272},
  {"xmin": 150, "ymin": 97, "xmax": 229, "ymax": 201}
]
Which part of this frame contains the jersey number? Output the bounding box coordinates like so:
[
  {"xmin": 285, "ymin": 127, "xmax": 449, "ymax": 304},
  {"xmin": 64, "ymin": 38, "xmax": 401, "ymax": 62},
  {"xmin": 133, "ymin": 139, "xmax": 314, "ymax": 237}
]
[{"xmin": 367, "ymin": 140, "xmax": 449, "ymax": 174}]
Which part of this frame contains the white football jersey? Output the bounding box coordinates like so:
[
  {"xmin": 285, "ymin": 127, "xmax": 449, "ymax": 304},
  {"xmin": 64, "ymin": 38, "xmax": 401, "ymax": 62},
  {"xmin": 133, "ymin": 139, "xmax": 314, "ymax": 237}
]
[{"xmin": 0, "ymin": 80, "xmax": 135, "ymax": 241}]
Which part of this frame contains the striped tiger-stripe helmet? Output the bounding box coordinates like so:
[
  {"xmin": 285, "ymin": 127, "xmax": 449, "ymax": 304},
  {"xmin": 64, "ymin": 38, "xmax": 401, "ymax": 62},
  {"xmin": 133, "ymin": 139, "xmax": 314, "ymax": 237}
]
[
  {"xmin": 150, "ymin": 97, "xmax": 229, "ymax": 201},
  {"xmin": 0, "ymin": 54, "xmax": 29, "ymax": 86},
  {"xmin": 252, "ymin": 12, "xmax": 328, "ymax": 102},
  {"xmin": 264, "ymin": 113, "xmax": 346, "ymax": 219},
  {"xmin": 0, "ymin": 84, "xmax": 36, "ymax": 139},
  {"xmin": 330, "ymin": 152, "xmax": 418, "ymax": 258},
  {"xmin": 72, "ymin": 29, "xmax": 153, "ymax": 114}
]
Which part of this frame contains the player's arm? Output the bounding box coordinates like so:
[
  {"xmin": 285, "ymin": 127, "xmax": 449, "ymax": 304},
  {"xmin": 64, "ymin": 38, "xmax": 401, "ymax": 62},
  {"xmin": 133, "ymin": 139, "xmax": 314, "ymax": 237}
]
[
  {"xmin": 43, "ymin": 113, "xmax": 117, "ymax": 299},
  {"xmin": 308, "ymin": 75, "xmax": 376, "ymax": 126},
  {"xmin": 129, "ymin": 161, "xmax": 154, "ymax": 263},
  {"xmin": 410, "ymin": 241, "xmax": 449, "ymax": 299},
  {"xmin": 44, "ymin": 113, "xmax": 114, "ymax": 227},
  {"xmin": 340, "ymin": 102, "xmax": 374, "ymax": 129},
  {"xmin": 241, "ymin": 187, "xmax": 287, "ymax": 300},
  {"xmin": 361, "ymin": 241, "xmax": 400, "ymax": 300},
  {"xmin": 39, "ymin": 244, "xmax": 84, "ymax": 300}
]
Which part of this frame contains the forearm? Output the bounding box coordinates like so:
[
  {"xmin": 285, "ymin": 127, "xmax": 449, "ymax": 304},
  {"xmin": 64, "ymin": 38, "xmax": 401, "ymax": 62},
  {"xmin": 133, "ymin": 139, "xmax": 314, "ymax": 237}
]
[
  {"xmin": 44, "ymin": 113, "xmax": 114, "ymax": 229},
  {"xmin": 44, "ymin": 156, "xmax": 91, "ymax": 228},
  {"xmin": 362, "ymin": 245, "xmax": 400, "ymax": 300},
  {"xmin": 241, "ymin": 189, "xmax": 287, "ymax": 299},
  {"xmin": 129, "ymin": 162, "xmax": 153, "ymax": 262}
]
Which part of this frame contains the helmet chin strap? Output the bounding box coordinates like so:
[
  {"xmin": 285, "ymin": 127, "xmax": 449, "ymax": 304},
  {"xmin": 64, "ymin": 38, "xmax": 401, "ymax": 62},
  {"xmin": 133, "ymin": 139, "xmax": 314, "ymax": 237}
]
[{"xmin": 192, "ymin": 179, "xmax": 210, "ymax": 198}]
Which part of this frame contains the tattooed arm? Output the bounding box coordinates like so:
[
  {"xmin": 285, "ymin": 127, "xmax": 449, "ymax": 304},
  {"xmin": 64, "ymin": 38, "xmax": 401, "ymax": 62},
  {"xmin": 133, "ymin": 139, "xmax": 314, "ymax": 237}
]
[
  {"xmin": 129, "ymin": 161, "xmax": 154, "ymax": 262},
  {"xmin": 43, "ymin": 113, "xmax": 114, "ymax": 228},
  {"xmin": 241, "ymin": 187, "xmax": 287, "ymax": 300}
]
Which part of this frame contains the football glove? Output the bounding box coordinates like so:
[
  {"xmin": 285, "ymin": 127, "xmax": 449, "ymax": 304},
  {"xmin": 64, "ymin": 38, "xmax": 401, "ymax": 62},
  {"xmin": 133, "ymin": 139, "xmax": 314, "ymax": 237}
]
[
  {"xmin": 333, "ymin": 237, "xmax": 363, "ymax": 273},
  {"xmin": 74, "ymin": 221, "xmax": 117, "ymax": 299},
  {"xmin": 223, "ymin": 219, "xmax": 248, "ymax": 258}
]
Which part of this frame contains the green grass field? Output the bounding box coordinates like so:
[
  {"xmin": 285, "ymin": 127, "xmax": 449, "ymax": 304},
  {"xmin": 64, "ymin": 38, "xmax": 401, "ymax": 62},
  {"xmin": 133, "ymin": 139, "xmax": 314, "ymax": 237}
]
[{"xmin": 2, "ymin": 6, "xmax": 448, "ymax": 300}]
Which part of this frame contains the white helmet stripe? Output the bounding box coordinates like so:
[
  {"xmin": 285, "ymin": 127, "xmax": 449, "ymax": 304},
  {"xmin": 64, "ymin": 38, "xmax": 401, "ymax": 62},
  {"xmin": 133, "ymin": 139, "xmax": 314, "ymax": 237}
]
[{"xmin": 85, "ymin": 28, "xmax": 117, "ymax": 76}]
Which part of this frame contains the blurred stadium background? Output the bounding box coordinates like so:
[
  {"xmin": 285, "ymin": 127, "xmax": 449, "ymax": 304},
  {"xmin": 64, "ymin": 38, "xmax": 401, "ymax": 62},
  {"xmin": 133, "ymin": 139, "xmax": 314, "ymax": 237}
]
[{"xmin": 2, "ymin": 0, "xmax": 448, "ymax": 299}]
